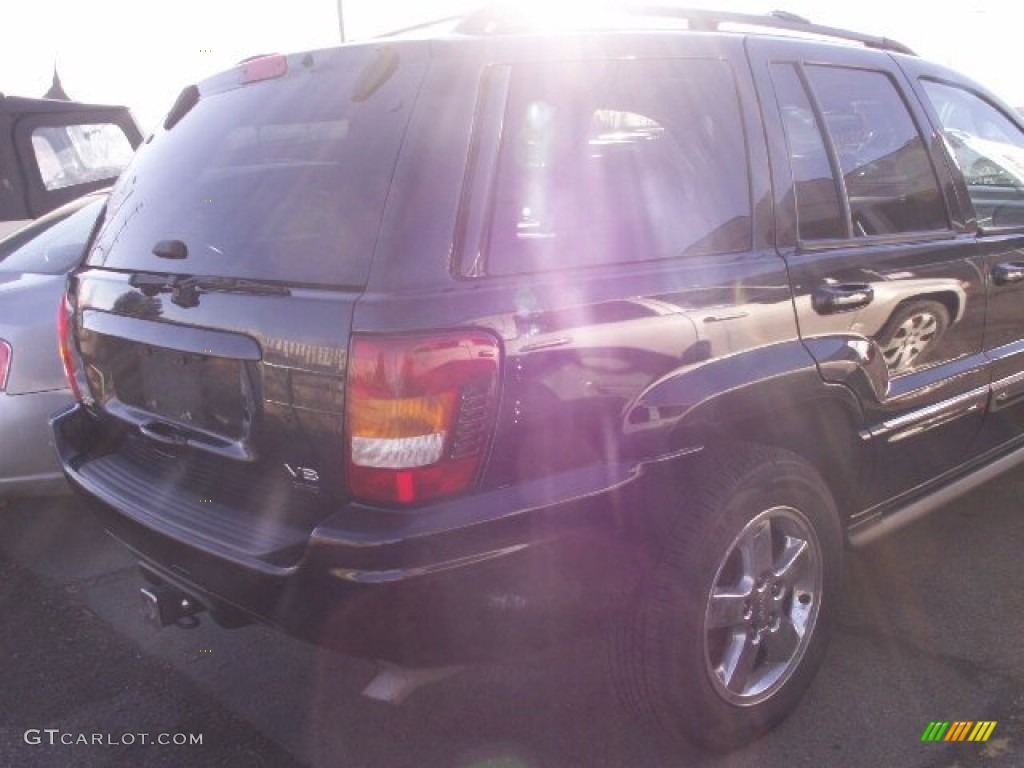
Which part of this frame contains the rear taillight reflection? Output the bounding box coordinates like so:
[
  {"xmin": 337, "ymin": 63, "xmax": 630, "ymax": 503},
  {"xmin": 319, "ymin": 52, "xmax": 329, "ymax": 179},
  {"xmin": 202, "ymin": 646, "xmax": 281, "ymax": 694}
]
[
  {"xmin": 0, "ymin": 339, "xmax": 10, "ymax": 392},
  {"xmin": 57, "ymin": 292, "xmax": 84, "ymax": 402},
  {"xmin": 346, "ymin": 332, "xmax": 501, "ymax": 505}
]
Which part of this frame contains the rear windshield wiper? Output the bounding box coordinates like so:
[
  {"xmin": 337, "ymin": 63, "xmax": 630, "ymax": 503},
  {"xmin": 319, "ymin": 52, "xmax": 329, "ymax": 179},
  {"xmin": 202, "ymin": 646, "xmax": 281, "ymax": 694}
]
[{"xmin": 129, "ymin": 273, "xmax": 291, "ymax": 308}]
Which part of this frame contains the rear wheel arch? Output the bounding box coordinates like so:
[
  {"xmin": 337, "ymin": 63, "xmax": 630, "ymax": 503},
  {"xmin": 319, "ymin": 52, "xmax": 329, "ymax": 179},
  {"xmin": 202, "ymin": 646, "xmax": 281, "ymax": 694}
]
[
  {"xmin": 904, "ymin": 290, "xmax": 961, "ymax": 325},
  {"xmin": 665, "ymin": 391, "xmax": 866, "ymax": 526}
]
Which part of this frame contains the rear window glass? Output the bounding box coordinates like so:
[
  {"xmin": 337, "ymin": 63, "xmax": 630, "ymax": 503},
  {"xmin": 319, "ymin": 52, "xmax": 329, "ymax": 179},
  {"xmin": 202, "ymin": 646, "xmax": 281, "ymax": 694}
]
[
  {"xmin": 484, "ymin": 58, "xmax": 751, "ymax": 275},
  {"xmin": 87, "ymin": 46, "xmax": 423, "ymax": 286}
]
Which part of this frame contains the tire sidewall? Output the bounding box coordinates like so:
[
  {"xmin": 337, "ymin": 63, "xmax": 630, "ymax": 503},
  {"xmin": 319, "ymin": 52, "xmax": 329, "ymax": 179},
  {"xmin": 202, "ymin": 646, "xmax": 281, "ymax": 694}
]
[{"xmin": 646, "ymin": 454, "xmax": 843, "ymax": 749}]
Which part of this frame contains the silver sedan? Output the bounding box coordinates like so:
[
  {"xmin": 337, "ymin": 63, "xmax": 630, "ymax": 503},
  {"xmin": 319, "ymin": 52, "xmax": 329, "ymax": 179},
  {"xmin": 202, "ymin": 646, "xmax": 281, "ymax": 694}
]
[{"xmin": 0, "ymin": 191, "xmax": 106, "ymax": 497}]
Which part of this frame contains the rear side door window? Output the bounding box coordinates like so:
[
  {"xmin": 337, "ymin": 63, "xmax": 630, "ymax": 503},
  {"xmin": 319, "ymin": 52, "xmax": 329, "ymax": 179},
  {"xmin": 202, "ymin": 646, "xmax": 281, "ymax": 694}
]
[
  {"xmin": 920, "ymin": 80, "xmax": 1024, "ymax": 229},
  {"xmin": 769, "ymin": 64, "xmax": 846, "ymax": 240},
  {"xmin": 480, "ymin": 58, "xmax": 752, "ymax": 276},
  {"xmin": 772, "ymin": 63, "xmax": 950, "ymax": 241}
]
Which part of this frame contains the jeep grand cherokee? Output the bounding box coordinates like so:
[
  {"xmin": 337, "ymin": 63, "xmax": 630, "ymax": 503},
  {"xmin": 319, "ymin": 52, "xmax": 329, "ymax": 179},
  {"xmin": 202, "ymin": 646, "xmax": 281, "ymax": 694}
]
[{"xmin": 52, "ymin": 5, "xmax": 1024, "ymax": 750}]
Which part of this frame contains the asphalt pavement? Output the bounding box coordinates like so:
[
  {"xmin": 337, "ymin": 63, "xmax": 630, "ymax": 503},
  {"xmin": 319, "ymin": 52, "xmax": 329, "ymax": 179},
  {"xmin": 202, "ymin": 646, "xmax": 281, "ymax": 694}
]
[{"xmin": 0, "ymin": 473, "xmax": 1022, "ymax": 768}]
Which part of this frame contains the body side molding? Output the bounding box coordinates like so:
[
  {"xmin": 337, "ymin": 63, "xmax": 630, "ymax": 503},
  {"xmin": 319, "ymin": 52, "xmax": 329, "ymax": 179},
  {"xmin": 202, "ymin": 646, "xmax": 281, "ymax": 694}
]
[{"xmin": 849, "ymin": 441, "xmax": 1024, "ymax": 547}]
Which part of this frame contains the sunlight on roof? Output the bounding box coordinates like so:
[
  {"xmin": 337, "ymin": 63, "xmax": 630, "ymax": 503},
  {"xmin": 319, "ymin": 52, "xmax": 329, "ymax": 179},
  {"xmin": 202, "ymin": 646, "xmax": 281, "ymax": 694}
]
[
  {"xmin": 1, "ymin": 1, "xmax": 1022, "ymax": 131},
  {"xmin": 462, "ymin": 0, "xmax": 650, "ymax": 33}
]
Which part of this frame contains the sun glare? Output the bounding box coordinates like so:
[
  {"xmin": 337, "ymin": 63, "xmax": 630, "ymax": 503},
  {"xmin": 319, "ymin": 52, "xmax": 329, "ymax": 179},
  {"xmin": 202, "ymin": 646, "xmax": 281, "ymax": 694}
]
[
  {"xmin": 471, "ymin": 0, "xmax": 651, "ymax": 33},
  {"xmin": 1, "ymin": 1, "xmax": 1022, "ymax": 130}
]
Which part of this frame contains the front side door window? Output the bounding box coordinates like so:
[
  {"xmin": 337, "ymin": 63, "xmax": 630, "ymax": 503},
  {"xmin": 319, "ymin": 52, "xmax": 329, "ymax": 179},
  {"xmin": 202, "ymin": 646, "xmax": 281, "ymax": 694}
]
[
  {"xmin": 918, "ymin": 76, "xmax": 1024, "ymax": 455},
  {"xmin": 921, "ymin": 80, "xmax": 1024, "ymax": 230}
]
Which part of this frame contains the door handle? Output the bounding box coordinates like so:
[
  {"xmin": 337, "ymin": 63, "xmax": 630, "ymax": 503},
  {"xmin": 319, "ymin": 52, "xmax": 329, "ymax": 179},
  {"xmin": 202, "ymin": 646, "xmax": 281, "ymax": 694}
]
[
  {"xmin": 811, "ymin": 283, "xmax": 874, "ymax": 314},
  {"xmin": 703, "ymin": 311, "xmax": 749, "ymax": 323},
  {"xmin": 520, "ymin": 336, "xmax": 571, "ymax": 353},
  {"xmin": 992, "ymin": 262, "xmax": 1024, "ymax": 286}
]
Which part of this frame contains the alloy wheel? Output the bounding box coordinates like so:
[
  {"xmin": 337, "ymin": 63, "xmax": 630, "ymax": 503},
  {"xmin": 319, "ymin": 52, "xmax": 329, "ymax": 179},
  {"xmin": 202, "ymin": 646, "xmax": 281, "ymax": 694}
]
[{"xmin": 704, "ymin": 505, "xmax": 822, "ymax": 706}]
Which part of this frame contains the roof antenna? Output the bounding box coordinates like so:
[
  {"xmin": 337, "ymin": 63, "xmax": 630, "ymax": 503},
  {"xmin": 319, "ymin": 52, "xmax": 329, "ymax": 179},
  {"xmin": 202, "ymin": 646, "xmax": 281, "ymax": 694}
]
[{"xmin": 44, "ymin": 64, "xmax": 70, "ymax": 101}]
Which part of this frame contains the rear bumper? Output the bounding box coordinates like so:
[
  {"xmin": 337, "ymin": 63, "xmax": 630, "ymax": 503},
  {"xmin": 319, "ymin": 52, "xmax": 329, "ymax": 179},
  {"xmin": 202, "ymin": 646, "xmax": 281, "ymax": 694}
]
[{"xmin": 53, "ymin": 404, "xmax": 652, "ymax": 664}]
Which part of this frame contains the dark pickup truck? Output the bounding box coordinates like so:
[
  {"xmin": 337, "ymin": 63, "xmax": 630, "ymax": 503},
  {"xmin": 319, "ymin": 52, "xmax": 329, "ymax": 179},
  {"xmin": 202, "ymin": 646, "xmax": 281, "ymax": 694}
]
[{"xmin": 52, "ymin": 6, "xmax": 1024, "ymax": 750}]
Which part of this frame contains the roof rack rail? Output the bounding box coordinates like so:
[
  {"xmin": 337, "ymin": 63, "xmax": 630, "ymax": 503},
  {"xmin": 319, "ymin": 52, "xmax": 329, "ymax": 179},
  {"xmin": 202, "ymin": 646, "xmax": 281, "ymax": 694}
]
[
  {"xmin": 377, "ymin": 14, "xmax": 466, "ymax": 39},
  {"xmin": 451, "ymin": 4, "xmax": 916, "ymax": 56}
]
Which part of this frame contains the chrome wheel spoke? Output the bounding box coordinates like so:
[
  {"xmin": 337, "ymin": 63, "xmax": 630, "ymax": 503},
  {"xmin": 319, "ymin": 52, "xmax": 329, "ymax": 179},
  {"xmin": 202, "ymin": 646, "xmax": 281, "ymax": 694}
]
[
  {"xmin": 708, "ymin": 588, "xmax": 750, "ymax": 630},
  {"xmin": 774, "ymin": 537, "xmax": 809, "ymax": 583},
  {"xmin": 764, "ymin": 618, "xmax": 800, "ymax": 663},
  {"xmin": 719, "ymin": 631, "xmax": 760, "ymax": 693},
  {"xmin": 884, "ymin": 341, "xmax": 914, "ymax": 371},
  {"xmin": 918, "ymin": 317, "xmax": 937, "ymax": 337},
  {"xmin": 739, "ymin": 519, "xmax": 774, "ymax": 579}
]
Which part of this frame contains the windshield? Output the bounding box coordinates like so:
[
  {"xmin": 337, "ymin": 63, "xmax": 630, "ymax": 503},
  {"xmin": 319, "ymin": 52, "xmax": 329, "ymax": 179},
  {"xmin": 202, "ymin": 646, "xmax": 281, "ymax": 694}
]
[
  {"xmin": 0, "ymin": 196, "xmax": 104, "ymax": 274},
  {"xmin": 86, "ymin": 46, "xmax": 424, "ymax": 286}
]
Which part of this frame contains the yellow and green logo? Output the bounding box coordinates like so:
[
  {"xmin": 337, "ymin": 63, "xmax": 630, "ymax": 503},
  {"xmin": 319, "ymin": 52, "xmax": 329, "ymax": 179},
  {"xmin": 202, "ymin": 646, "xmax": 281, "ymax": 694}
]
[{"xmin": 921, "ymin": 721, "xmax": 997, "ymax": 742}]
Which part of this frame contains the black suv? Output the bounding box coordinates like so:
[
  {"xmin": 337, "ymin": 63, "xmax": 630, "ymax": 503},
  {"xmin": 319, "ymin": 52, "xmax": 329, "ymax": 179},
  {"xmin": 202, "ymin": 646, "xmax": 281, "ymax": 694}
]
[{"xmin": 53, "ymin": 7, "xmax": 1024, "ymax": 749}]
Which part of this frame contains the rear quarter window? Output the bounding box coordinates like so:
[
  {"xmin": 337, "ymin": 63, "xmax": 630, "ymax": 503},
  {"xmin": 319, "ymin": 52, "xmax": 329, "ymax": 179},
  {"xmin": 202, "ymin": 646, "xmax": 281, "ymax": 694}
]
[{"xmin": 480, "ymin": 58, "xmax": 751, "ymax": 276}]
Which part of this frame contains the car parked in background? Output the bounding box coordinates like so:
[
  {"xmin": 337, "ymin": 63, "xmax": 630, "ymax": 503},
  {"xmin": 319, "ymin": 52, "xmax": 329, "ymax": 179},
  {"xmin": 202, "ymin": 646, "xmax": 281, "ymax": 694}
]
[
  {"xmin": 51, "ymin": 4, "xmax": 1024, "ymax": 752},
  {"xmin": 0, "ymin": 94, "xmax": 139, "ymax": 238},
  {"xmin": 0, "ymin": 191, "xmax": 106, "ymax": 496}
]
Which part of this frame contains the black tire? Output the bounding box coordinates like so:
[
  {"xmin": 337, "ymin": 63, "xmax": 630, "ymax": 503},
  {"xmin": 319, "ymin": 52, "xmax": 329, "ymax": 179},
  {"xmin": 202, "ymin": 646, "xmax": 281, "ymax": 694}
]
[
  {"xmin": 875, "ymin": 300, "xmax": 950, "ymax": 373},
  {"xmin": 613, "ymin": 444, "xmax": 842, "ymax": 751}
]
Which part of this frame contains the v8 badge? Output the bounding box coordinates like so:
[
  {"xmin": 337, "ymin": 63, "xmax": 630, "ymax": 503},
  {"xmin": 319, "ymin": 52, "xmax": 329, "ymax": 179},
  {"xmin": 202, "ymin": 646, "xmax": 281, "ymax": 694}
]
[{"xmin": 284, "ymin": 464, "xmax": 320, "ymax": 484}]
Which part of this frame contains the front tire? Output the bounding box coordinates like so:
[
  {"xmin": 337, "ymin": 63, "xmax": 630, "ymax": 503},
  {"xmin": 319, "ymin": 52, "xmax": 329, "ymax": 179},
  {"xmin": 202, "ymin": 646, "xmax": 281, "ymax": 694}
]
[{"xmin": 614, "ymin": 445, "xmax": 843, "ymax": 751}]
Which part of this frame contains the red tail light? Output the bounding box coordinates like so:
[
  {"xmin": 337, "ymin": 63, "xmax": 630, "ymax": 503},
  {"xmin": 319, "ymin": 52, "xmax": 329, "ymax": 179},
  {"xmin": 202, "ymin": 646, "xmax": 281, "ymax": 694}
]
[
  {"xmin": 57, "ymin": 291, "xmax": 84, "ymax": 402},
  {"xmin": 346, "ymin": 332, "xmax": 501, "ymax": 505},
  {"xmin": 0, "ymin": 339, "xmax": 10, "ymax": 392}
]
